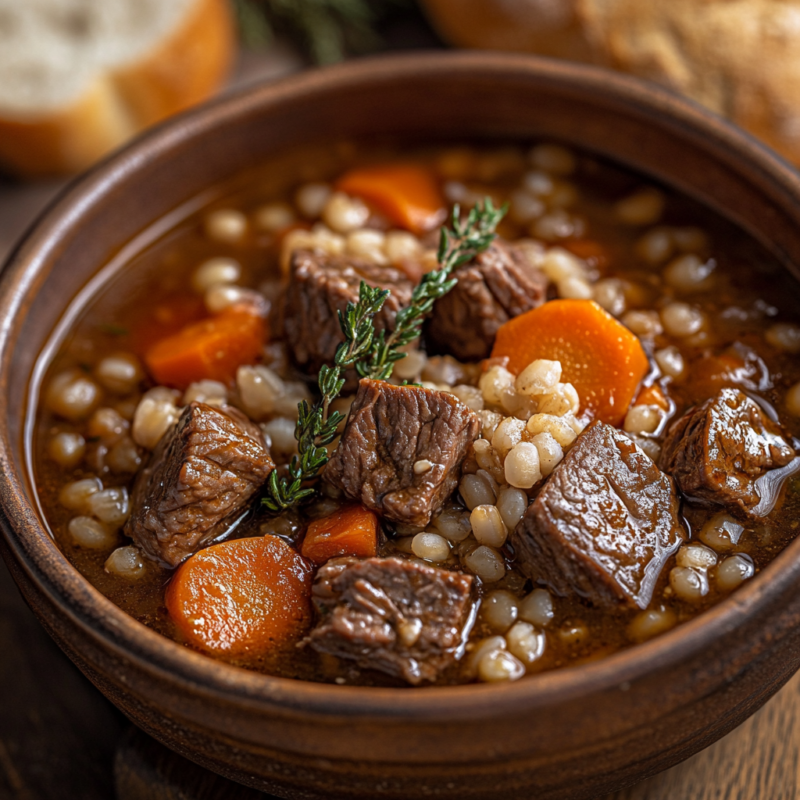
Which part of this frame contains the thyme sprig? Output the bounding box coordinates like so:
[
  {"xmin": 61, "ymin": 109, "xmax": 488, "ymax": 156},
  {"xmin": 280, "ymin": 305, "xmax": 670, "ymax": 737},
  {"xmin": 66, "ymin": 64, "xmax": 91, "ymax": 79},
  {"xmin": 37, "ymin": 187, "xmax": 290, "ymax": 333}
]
[
  {"xmin": 262, "ymin": 284, "xmax": 388, "ymax": 511},
  {"xmin": 358, "ymin": 198, "xmax": 506, "ymax": 380},
  {"xmin": 263, "ymin": 198, "xmax": 506, "ymax": 512}
]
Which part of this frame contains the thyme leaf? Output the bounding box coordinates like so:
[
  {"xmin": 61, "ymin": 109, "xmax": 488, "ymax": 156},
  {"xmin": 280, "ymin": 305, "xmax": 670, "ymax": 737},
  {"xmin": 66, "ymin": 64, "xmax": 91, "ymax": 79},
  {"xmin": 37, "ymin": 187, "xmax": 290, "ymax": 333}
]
[{"xmin": 357, "ymin": 198, "xmax": 506, "ymax": 381}]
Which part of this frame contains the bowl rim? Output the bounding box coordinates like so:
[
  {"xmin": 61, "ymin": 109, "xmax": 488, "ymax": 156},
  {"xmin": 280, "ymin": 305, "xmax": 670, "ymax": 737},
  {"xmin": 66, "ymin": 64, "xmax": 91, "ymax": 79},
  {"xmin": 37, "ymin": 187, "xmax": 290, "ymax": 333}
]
[{"xmin": 2, "ymin": 49, "xmax": 800, "ymax": 722}]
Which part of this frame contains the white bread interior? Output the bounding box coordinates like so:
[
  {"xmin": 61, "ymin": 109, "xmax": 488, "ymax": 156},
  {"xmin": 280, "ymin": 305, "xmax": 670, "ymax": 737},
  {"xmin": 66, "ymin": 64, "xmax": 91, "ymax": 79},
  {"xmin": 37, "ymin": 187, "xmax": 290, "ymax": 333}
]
[{"xmin": 0, "ymin": 0, "xmax": 234, "ymax": 176}]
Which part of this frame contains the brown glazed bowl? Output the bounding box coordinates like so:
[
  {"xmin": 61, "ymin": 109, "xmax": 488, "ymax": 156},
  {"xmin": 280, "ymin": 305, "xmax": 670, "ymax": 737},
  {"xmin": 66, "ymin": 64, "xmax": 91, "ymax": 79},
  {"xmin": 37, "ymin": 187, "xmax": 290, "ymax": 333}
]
[{"xmin": 2, "ymin": 52, "xmax": 800, "ymax": 800}]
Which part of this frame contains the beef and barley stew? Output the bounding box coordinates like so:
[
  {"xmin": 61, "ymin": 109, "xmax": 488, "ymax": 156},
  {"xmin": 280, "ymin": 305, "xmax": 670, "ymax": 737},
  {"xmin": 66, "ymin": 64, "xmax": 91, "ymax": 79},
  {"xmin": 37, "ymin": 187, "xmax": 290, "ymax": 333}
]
[{"xmin": 32, "ymin": 141, "xmax": 800, "ymax": 686}]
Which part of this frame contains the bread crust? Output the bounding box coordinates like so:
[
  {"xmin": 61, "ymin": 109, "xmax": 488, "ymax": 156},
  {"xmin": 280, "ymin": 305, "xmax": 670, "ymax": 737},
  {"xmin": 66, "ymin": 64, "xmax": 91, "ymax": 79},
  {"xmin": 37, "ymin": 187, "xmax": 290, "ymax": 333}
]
[
  {"xmin": 422, "ymin": 0, "xmax": 800, "ymax": 166},
  {"xmin": 577, "ymin": 0, "xmax": 800, "ymax": 165},
  {"xmin": 0, "ymin": 0, "xmax": 235, "ymax": 177},
  {"xmin": 422, "ymin": 0, "xmax": 593, "ymax": 61}
]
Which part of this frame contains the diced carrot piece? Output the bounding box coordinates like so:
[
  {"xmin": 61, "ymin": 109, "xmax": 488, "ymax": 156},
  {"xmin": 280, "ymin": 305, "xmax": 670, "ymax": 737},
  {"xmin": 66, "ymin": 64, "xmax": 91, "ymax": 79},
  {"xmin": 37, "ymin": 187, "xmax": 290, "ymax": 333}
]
[
  {"xmin": 635, "ymin": 383, "xmax": 669, "ymax": 411},
  {"xmin": 144, "ymin": 305, "xmax": 265, "ymax": 390},
  {"xmin": 336, "ymin": 163, "xmax": 446, "ymax": 233},
  {"xmin": 166, "ymin": 536, "xmax": 313, "ymax": 659},
  {"xmin": 132, "ymin": 293, "xmax": 207, "ymax": 354},
  {"xmin": 491, "ymin": 299, "xmax": 649, "ymax": 426},
  {"xmin": 301, "ymin": 504, "xmax": 379, "ymax": 565}
]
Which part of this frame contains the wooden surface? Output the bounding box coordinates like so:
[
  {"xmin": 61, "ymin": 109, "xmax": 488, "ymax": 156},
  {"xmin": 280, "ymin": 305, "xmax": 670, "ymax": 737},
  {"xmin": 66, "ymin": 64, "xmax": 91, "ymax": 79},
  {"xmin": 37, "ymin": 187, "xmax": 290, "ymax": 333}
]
[
  {"xmin": 109, "ymin": 685, "xmax": 800, "ymax": 800},
  {"xmin": 1, "ymin": 44, "xmax": 798, "ymax": 800}
]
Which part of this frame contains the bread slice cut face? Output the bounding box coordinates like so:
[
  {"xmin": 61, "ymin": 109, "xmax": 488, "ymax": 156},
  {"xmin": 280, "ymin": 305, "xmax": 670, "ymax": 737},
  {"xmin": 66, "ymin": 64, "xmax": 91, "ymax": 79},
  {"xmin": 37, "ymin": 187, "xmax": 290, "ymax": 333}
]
[{"xmin": 0, "ymin": 0, "xmax": 234, "ymax": 175}]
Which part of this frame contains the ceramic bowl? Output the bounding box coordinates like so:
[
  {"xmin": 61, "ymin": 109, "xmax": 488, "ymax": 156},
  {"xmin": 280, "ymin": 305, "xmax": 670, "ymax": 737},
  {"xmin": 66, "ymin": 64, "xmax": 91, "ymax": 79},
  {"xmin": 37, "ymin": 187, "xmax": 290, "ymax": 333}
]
[{"xmin": 2, "ymin": 52, "xmax": 800, "ymax": 800}]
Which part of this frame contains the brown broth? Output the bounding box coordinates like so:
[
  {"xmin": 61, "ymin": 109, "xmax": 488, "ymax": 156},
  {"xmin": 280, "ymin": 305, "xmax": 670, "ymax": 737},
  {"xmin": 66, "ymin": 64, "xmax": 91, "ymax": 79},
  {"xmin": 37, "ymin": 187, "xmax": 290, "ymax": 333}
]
[{"xmin": 31, "ymin": 140, "xmax": 800, "ymax": 686}]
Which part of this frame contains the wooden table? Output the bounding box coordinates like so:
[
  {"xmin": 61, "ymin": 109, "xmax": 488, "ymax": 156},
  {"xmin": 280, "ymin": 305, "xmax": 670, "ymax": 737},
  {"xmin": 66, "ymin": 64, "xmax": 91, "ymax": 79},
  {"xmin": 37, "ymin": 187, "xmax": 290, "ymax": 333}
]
[{"xmin": 1, "ymin": 48, "xmax": 798, "ymax": 800}]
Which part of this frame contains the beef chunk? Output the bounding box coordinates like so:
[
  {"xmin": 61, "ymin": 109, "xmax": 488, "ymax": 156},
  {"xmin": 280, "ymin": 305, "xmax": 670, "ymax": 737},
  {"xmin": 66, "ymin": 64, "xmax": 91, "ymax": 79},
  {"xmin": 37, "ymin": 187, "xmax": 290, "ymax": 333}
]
[
  {"xmin": 426, "ymin": 240, "xmax": 548, "ymax": 361},
  {"xmin": 512, "ymin": 421, "xmax": 685, "ymax": 610},
  {"xmin": 283, "ymin": 249, "xmax": 414, "ymax": 377},
  {"xmin": 660, "ymin": 388, "xmax": 796, "ymax": 515},
  {"xmin": 324, "ymin": 379, "xmax": 481, "ymax": 528},
  {"xmin": 125, "ymin": 402, "xmax": 274, "ymax": 567},
  {"xmin": 305, "ymin": 556, "xmax": 475, "ymax": 684}
]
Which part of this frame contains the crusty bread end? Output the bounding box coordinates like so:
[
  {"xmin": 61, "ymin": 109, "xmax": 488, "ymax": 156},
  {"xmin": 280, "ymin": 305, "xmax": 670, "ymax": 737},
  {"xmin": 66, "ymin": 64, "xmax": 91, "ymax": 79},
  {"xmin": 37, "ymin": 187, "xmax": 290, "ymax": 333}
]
[{"xmin": 0, "ymin": 0, "xmax": 234, "ymax": 176}]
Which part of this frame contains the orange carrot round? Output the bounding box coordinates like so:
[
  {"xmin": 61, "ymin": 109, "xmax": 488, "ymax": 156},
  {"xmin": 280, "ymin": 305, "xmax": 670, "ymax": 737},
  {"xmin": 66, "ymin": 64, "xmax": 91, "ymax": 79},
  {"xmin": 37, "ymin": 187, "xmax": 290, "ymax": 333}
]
[
  {"xmin": 301, "ymin": 504, "xmax": 379, "ymax": 565},
  {"xmin": 336, "ymin": 162, "xmax": 446, "ymax": 233},
  {"xmin": 145, "ymin": 304, "xmax": 265, "ymax": 390},
  {"xmin": 166, "ymin": 536, "xmax": 313, "ymax": 658},
  {"xmin": 491, "ymin": 299, "xmax": 649, "ymax": 426}
]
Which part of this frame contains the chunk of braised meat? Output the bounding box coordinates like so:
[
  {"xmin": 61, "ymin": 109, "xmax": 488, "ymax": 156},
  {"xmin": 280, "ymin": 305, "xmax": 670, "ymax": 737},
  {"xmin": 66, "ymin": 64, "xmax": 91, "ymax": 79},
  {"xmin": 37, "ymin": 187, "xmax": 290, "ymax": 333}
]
[
  {"xmin": 283, "ymin": 249, "xmax": 414, "ymax": 378},
  {"xmin": 425, "ymin": 240, "xmax": 548, "ymax": 361},
  {"xmin": 512, "ymin": 421, "xmax": 685, "ymax": 611},
  {"xmin": 660, "ymin": 388, "xmax": 796, "ymax": 516},
  {"xmin": 305, "ymin": 556, "xmax": 475, "ymax": 685},
  {"xmin": 324, "ymin": 379, "xmax": 481, "ymax": 528},
  {"xmin": 125, "ymin": 402, "xmax": 274, "ymax": 567}
]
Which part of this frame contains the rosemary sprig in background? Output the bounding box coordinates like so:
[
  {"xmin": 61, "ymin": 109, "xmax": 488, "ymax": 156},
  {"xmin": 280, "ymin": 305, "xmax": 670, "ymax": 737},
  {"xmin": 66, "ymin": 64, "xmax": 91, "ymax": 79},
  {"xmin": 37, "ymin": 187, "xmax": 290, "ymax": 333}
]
[
  {"xmin": 234, "ymin": 0, "xmax": 410, "ymax": 64},
  {"xmin": 263, "ymin": 198, "xmax": 507, "ymax": 512}
]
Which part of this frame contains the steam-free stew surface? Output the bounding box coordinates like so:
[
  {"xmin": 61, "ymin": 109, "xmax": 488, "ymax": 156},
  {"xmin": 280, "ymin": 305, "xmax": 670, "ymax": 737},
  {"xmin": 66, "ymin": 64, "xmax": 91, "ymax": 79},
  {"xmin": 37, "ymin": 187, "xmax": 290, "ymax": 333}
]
[{"xmin": 33, "ymin": 141, "xmax": 800, "ymax": 686}]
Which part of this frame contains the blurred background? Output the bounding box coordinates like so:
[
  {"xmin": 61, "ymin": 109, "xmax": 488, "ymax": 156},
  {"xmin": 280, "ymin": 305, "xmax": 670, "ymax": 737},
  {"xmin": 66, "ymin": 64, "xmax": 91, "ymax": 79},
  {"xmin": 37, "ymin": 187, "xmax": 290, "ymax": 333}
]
[
  {"xmin": 4, "ymin": 0, "xmax": 800, "ymax": 261},
  {"xmin": 2, "ymin": 1, "xmax": 800, "ymax": 798},
  {"xmin": 2, "ymin": 0, "xmax": 800, "ymax": 180},
  {"xmin": 3, "ymin": 0, "xmax": 800, "ymax": 257}
]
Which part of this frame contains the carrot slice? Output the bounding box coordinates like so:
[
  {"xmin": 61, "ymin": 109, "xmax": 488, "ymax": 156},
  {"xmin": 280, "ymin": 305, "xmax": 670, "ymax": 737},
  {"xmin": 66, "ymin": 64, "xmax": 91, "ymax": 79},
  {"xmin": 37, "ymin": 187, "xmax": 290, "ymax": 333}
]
[
  {"xmin": 336, "ymin": 163, "xmax": 446, "ymax": 233},
  {"xmin": 635, "ymin": 384, "xmax": 669, "ymax": 411},
  {"xmin": 144, "ymin": 305, "xmax": 265, "ymax": 390},
  {"xmin": 491, "ymin": 299, "xmax": 649, "ymax": 426},
  {"xmin": 166, "ymin": 536, "xmax": 313, "ymax": 658},
  {"xmin": 301, "ymin": 504, "xmax": 379, "ymax": 565}
]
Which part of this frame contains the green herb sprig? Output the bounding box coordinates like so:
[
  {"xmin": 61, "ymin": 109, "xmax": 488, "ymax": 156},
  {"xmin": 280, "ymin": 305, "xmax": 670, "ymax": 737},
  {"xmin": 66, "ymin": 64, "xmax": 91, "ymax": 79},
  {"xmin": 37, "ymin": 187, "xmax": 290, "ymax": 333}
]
[
  {"xmin": 263, "ymin": 198, "xmax": 506, "ymax": 512},
  {"xmin": 358, "ymin": 198, "xmax": 506, "ymax": 381},
  {"xmin": 263, "ymin": 284, "xmax": 388, "ymax": 511},
  {"xmin": 234, "ymin": 0, "xmax": 408, "ymax": 65}
]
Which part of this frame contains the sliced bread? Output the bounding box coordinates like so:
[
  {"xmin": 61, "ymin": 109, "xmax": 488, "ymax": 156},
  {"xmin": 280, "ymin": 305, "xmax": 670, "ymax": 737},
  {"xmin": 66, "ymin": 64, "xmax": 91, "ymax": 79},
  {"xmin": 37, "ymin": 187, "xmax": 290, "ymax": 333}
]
[{"xmin": 0, "ymin": 0, "xmax": 235, "ymax": 176}]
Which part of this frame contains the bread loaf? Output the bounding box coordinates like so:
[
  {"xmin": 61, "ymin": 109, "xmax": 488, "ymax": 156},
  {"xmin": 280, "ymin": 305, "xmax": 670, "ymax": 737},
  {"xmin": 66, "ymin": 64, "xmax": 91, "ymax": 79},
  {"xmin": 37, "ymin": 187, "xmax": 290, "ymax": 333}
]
[
  {"xmin": 422, "ymin": 0, "xmax": 800, "ymax": 166},
  {"xmin": 422, "ymin": 0, "xmax": 593, "ymax": 62},
  {"xmin": 579, "ymin": 0, "xmax": 800, "ymax": 165},
  {"xmin": 0, "ymin": 0, "xmax": 235, "ymax": 177}
]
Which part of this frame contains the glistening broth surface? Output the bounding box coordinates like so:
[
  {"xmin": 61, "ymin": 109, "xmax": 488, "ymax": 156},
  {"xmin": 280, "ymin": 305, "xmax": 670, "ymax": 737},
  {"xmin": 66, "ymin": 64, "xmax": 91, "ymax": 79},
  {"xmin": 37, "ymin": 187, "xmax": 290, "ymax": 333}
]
[{"xmin": 32, "ymin": 140, "xmax": 800, "ymax": 686}]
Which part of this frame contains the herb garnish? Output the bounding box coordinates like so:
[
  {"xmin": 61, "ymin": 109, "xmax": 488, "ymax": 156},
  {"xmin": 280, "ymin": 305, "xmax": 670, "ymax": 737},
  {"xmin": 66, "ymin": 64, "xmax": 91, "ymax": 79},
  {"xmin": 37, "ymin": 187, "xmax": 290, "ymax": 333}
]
[{"xmin": 263, "ymin": 198, "xmax": 506, "ymax": 512}]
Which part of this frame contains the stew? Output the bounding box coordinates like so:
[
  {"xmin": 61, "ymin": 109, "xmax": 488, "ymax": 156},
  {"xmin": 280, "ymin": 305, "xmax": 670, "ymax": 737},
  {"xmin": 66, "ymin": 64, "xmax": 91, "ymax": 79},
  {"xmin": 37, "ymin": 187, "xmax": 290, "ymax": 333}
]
[{"xmin": 32, "ymin": 140, "xmax": 800, "ymax": 686}]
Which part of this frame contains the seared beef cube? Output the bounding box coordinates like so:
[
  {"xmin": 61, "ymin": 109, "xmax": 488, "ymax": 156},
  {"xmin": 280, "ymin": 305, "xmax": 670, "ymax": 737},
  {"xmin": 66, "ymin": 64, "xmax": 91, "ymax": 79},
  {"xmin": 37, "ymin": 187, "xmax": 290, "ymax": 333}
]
[
  {"xmin": 512, "ymin": 421, "xmax": 685, "ymax": 610},
  {"xmin": 324, "ymin": 379, "xmax": 481, "ymax": 528},
  {"xmin": 426, "ymin": 241, "xmax": 548, "ymax": 361},
  {"xmin": 660, "ymin": 388, "xmax": 796, "ymax": 515},
  {"xmin": 283, "ymin": 249, "xmax": 414, "ymax": 377},
  {"xmin": 125, "ymin": 402, "xmax": 274, "ymax": 567},
  {"xmin": 305, "ymin": 556, "xmax": 475, "ymax": 684}
]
